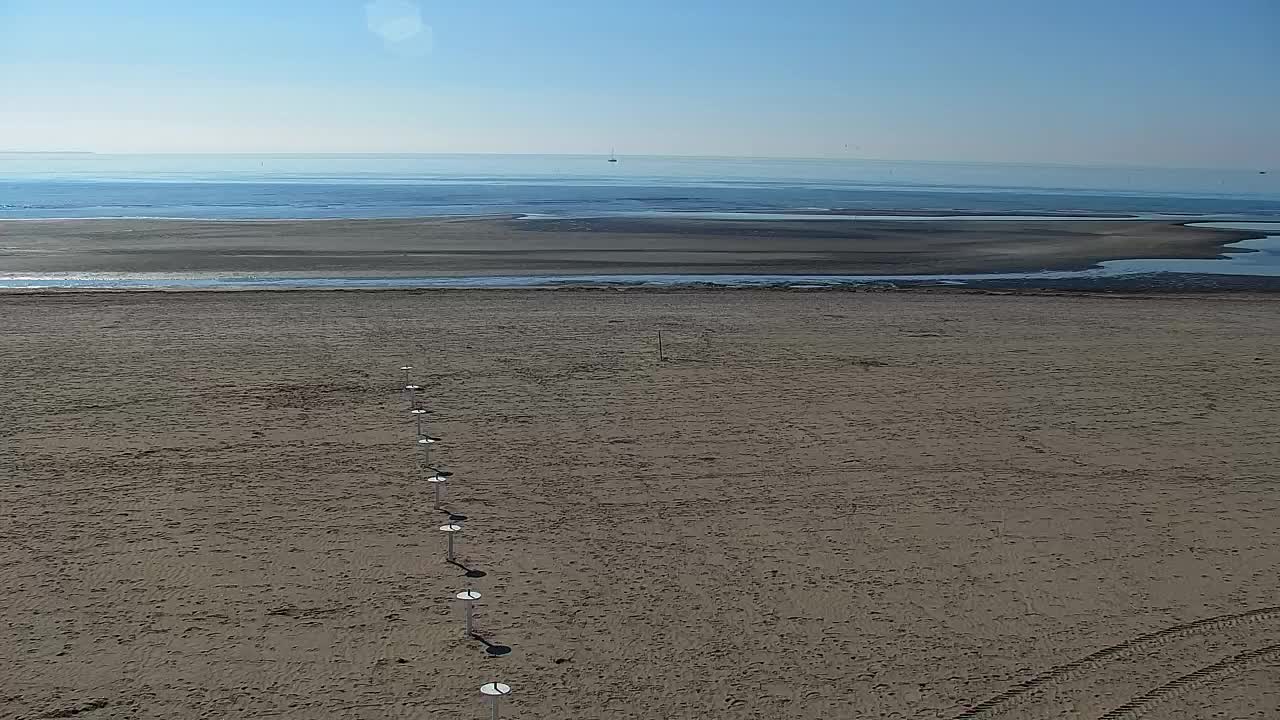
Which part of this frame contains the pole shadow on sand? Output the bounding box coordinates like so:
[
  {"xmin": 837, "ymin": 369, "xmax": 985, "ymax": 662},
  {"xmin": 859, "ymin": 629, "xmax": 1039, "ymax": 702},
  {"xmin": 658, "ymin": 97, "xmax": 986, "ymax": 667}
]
[
  {"xmin": 471, "ymin": 633, "xmax": 512, "ymax": 657},
  {"xmin": 448, "ymin": 558, "xmax": 487, "ymax": 578}
]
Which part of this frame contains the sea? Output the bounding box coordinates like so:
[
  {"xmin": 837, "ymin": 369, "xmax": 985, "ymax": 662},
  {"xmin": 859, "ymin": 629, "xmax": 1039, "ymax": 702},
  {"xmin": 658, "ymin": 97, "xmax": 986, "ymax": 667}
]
[{"xmin": 3, "ymin": 153, "xmax": 1279, "ymax": 289}]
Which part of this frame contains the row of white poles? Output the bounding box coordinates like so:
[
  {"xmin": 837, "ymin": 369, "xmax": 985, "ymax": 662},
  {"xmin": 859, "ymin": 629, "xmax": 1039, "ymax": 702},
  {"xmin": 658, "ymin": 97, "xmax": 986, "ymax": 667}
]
[{"xmin": 400, "ymin": 365, "xmax": 512, "ymax": 719}]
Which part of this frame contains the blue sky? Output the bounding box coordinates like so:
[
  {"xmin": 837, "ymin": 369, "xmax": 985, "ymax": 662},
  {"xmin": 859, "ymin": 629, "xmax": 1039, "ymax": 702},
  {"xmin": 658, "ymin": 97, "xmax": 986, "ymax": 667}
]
[{"xmin": 1, "ymin": 0, "xmax": 1277, "ymax": 167}]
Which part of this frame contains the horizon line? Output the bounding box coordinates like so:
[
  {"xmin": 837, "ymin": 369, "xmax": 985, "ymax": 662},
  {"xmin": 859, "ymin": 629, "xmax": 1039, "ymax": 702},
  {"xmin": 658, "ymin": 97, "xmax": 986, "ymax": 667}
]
[{"xmin": 0, "ymin": 150, "xmax": 1273, "ymax": 174}]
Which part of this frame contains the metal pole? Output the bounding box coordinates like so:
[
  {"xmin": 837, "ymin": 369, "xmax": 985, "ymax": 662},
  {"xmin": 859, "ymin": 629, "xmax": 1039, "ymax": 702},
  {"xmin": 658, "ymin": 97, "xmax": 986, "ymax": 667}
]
[
  {"xmin": 404, "ymin": 384, "xmax": 421, "ymax": 410},
  {"xmin": 454, "ymin": 590, "xmax": 480, "ymax": 637},
  {"xmin": 440, "ymin": 524, "xmax": 461, "ymax": 561},
  {"xmin": 410, "ymin": 408, "xmax": 428, "ymax": 438},
  {"xmin": 481, "ymin": 684, "xmax": 510, "ymax": 720},
  {"xmin": 428, "ymin": 474, "xmax": 446, "ymax": 509}
]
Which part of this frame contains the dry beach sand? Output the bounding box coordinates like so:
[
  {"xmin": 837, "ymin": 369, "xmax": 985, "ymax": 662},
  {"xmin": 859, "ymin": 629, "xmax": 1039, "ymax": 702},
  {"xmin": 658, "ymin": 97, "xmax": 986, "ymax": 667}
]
[
  {"xmin": 2, "ymin": 288, "xmax": 1278, "ymax": 719},
  {"xmin": 0, "ymin": 216, "xmax": 1263, "ymax": 277}
]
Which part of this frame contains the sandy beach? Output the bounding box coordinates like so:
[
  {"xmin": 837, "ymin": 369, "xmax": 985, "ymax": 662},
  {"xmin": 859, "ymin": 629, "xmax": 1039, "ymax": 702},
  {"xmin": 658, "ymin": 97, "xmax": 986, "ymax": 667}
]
[
  {"xmin": 2, "ymin": 288, "xmax": 1278, "ymax": 719},
  {"xmin": 0, "ymin": 216, "xmax": 1263, "ymax": 277}
]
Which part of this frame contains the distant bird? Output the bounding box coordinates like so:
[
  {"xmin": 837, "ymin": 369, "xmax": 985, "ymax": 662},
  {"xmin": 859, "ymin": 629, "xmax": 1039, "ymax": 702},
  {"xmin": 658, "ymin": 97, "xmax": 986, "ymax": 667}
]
[{"xmin": 1261, "ymin": 170, "xmax": 1269, "ymax": 174}]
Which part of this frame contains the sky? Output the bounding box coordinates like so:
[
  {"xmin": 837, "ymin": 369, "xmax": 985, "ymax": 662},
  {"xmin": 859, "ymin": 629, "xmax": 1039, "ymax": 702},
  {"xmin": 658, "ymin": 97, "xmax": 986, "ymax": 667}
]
[{"xmin": 0, "ymin": 0, "xmax": 1277, "ymax": 167}]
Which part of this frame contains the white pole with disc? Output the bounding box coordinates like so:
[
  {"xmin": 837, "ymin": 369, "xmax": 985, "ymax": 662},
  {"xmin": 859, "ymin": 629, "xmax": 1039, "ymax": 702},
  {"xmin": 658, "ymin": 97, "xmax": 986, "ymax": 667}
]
[
  {"xmin": 417, "ymin": 435, "xmax": 439, "ymax": 466},
  {"xmin": 400, "ymin": 365, "xmax": 413, "ymax": 389},
  {"xmin": 410, "ymin": 407, "xmax": 429, "ymax": 436},
  {"xmin": 439, "ymin": 523, "xmax": 462, "ymax": 562},
  {"xmin": 456, "ymin": 590, "xmax": 481, "ymax": 636},
  {"xmin": 427, "ymin": 473, "xmax": 447, "ymax": 509},
  {"xmin": 480, "ymin": 682, "xmax": 511, "ymax": 720}
]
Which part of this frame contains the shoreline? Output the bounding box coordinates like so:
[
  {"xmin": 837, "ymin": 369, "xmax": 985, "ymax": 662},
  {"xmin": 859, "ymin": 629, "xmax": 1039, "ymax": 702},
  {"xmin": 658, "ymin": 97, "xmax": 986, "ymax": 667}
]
[
  {"xmin": 0, "ymin": 216, "xmax": 1269, "ymax": 281},
  {"xmin": 0, "ymin": 209, "xmax": 1152, "ymax": 221},
  {"xmin": 6, "ymin": 274, "xmax": 1280, "ymax": 296}
]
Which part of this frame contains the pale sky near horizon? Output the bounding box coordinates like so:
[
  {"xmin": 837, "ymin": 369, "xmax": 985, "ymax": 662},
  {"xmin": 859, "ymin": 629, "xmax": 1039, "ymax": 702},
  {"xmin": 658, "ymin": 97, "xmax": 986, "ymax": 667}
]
[{"xmin": 1, "ymin": 0, "xmax": 1277, "ymax": 168}]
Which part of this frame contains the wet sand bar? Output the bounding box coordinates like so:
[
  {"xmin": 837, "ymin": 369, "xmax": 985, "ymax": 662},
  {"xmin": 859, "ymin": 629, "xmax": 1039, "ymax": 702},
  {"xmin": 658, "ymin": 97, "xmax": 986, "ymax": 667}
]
[{"xmin": 0, "ymin": 216, "xmax": 1262, "ymax": 277}]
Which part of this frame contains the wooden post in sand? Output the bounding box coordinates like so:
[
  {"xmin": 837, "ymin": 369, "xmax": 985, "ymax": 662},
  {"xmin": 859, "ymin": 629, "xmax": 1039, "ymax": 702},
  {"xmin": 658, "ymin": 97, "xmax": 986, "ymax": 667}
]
[
  {"xmin": 658, "ymin": 329, "xmax": 664, "ymax": 362},
  {"xmin": 440, "ymin": 523, "xmax": 462, "ymax": 561},
  {"xmin": 480, "ymin": 683, "xmax": 511, "ymax": 720}
]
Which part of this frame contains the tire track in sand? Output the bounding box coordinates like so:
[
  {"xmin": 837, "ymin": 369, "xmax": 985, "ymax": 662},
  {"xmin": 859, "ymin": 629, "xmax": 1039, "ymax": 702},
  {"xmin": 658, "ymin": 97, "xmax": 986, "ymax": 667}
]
[
  {"xmin": 954, "ymin": 606, "xmax": 1280, "ymax": 718},
  {"xmin": 1097, "ymin": 643, "xmax": 1280, "ymax": 719}
]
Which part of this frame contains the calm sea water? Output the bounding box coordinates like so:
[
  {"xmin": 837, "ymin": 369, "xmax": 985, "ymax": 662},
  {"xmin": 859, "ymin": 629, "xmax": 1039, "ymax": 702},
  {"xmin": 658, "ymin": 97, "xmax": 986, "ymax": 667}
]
[
  {"xmin": 3, "ymin": 153, "xmax": 1279, "ymax": 219},
  {"xmin": 3, "ymin": 154, "xmax": 1279, "ymax": 288}
]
